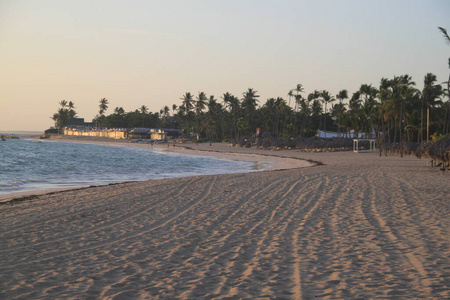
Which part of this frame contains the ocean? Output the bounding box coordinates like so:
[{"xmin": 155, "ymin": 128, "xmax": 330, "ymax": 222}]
[{"xmin": 0, "ymin": 138, "xmax": 260, "ymax": 197}]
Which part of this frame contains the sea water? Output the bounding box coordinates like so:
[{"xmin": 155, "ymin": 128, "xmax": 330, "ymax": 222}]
[{"xmin": 0, "ymin": 139, "xmax": 260, "ymax": 197}]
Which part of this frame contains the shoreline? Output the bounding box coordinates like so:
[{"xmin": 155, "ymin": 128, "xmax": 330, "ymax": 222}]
[
  {"xmin": 1, "ymin": 136, "xmax": 448, "ymax": 299},
  {"xmin": 42, "ymin": 135, "xmax": 321, "ymax": 169},
  {"xmin": 0, "ymin": 137, "xmax": 316, "ymax": 204}
]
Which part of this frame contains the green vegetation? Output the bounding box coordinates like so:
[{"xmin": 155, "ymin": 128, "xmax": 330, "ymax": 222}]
[
  {"xmin": 51, "ymin": 27, "xmax": 449, "ymax": 143},
  {"xmin": 51, "ymin": 100, "xmax": 77, "ymax": 130},
  {"xmin": 51, "ymin": 74, "xmax": 449, "ymax": 142}
]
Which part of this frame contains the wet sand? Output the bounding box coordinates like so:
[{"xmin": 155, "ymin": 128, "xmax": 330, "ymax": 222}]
[{"xmin": 1, "ymin": 140, "xmax": 449, "ymax": 299}]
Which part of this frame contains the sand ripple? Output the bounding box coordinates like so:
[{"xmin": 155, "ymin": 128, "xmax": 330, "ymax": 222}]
[{"xmin": 1, "ymin": 146, "xmax": 449, "ymax": 299}]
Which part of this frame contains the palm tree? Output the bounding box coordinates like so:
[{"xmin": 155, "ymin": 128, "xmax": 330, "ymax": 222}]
[
  {"xmin": 288, "ymin": 90, "xmax": 294, "ymax": 107},
  {"xmin": 399, "ymin": 75, "xmax": 416, "ymax": 142},
  {"xmin": 311, "ymin": 99, "xmax": 322, "ymax": 115},
  {"xmin": 275, "ymin": 97, "xmax": 290, "ymax": 137},
  {"xmin": 207, "ymin": 95, "xmax": 218, "ymax": 110},
  {"xmin": 195, "ymin": 92, "xmax": 207, "ymax": 115},
  {"xmin": 194, "ymin": 92, "xmax": 207, "ymax": 134},
  {"xmin": 359, "ymin": 84, "xmax": 379, "ymax": 138},
  {"xmin": 181, "ymin": 92, "xmax": 194, "ymax": 114},
  {"xmin": 422, "ymin": 73, "xmax": 443, "ymax": 142},
  {"xmin": 289, "ymin": 84, "xmax": 304, "ymax": 108},
  {"xmin": 308, "ymin": 90, "xmax": 321, "ymax": 136},
  {"xmin": 386, "ymin": 75, "xmax": 416, "ymax": 156},
  {"xmin": 242, "ymin": 88, "xmax": 260, "ymax": 133},
  {"xmin": 291, "ymin": 84, "xmax": 305, "ymax": 136},
  {"xmin": 51, "ymin": 100, "xmax": 76, "ymax": 131},
  {"xmin": 179, "ymin": 92, "xmax": 195, "ymax": 134},
  {"xmin": 162, "ymin": 105, "xmax": 169, "ymax": 116},
  {"xmin": 438, "ymin": 27, "xmax": 450, "ymax": 69},
  {"xmin": 51, "ymin": 108, "xmax": 68, "ymax": 130},
  {"xmin": 96, "ymin": 98, "xmax": 109, "ymax": 127},
  {"xmin": 59, "ymin": 100, "xmax": 68, "ymax": 108},
  {"xmin": 335, "ymin": 89, "xmax": 348, "ymax": 137},
  {"xmin": 438, "ymin": 27, "xmax": 450, "ymax": 135},
  {"xmin": 294, "ymin": 84, "xmax": 305, "ymax": 97},
  {"xmin": 348, "ymin": 91, "xmax": 362, "ymax": 138},
  {"xmin": 378, "ymin": 78, "xmax": 392, "ymax": 144},
  {"xmin": 260, "ymin": 98, "xmax": 275, "ymax": 134},
  {"xmin": 439, "ymin": 26, "xmax": 450, "ymax": 43},
  {"xmin": 297, "ymin": 94, "xmax": 312, "ymax": 137},
  {"xmin": 62, "ymin": 100, "xmax": 77, "ymax": 120},
  {"xmin": 114, "ymin": 107, "xmax": 125, "ymax": 115},
  {"xmin": 321, "ymin": 90, "xmax": 335, "ymax": 137},
  {"xmin": 205, "ymin": 95, "xmax": 223, "ymax": 140},
  {"xmin": 140, "ymin": 105, "xmax": 148, "ymax": 127},
  {"xmin": 294, "ymin": 94, "xmax": 305, "ymax": 137},
  {"xmin": 99, "ymin": 98, "xmax": 109, "ymax": 116},
  {"xmin": 222, "ymin": 92, "xmax": 240, "ymax": 139},
  {"xmin": 172, "ymin": 104, "xmax": 177, "ymax": 116},
  {"xmin": 330, "ymin": 101, "xmax": 347, "ymax": 136}
]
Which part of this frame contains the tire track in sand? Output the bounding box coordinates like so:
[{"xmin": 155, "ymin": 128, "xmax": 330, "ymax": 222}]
[
  {"xmin": 178, "ymin": 175, "xmax": 299, "ymax": 298},
  {"xmin": 363, "ymin": 172, "xmax": 433, "ymax": 296},
  {"xmin": 226, "ymin": 175, "xmax": 326, "ymax": 297},
  {"xmin": 0, "ymin": 176, "xmax": 216, "ymax": 269},
  {"xmin": 291, "ymin": 173, "xmax": 334, "ymax": 299},
  {"xmin": 233, "ymin": 174, "xmax": 326, "ymax": 298},
  {"xmin": 1, "ymin": 182, "xmax": 148, "ymax": 233},
  {"xmin": 0, "ymin": 178, "xmax": 198, "ymax": 255}
]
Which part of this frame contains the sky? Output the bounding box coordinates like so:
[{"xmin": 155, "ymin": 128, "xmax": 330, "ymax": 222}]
[{"xmin": 0, "ymin": 0, "xmax": 449, "ymax": 132}]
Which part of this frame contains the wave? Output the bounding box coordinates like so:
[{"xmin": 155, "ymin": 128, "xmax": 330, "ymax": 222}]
[{"xmin": 0, "ymin": 139, "xmax": 256, "ymax": 196}]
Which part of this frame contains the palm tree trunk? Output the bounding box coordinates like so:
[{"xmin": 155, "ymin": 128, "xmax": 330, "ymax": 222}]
[
  {"xmin": 393, "ymin": 118, "xmax": 397, "ymax": 143},
  {"xmin": 420, "ymin": 99, "xmax": 424, "ymax": 143},
  {"xmin": 400, "ymin": 99, "xmax": 403, "ymax": 157},
  {"xmin": 338, "ymin": 102, "xmax": 341, "ymax": 138},
  {"xmin": 324, "ymin": 103, "xmax": 327, "ymax": 138},
  {"xmin": 387, "ymin": 118, "xmax": 391, "ymax": 143},
  {"xmin": 221, "ymin": 116, "xmax": 225, "ymax": 140},
  {"xmin": 427, "ymin": 108, "xmax": 430, "ymax": 142},
  {"xmin": 444, "ymin": 100, "xmax": 450, "ymax": 136}
]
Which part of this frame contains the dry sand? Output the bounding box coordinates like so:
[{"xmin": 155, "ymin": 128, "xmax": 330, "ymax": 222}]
[{"xmin": 0, "ymin": 139, "xmax": 449, "ymax": 299}]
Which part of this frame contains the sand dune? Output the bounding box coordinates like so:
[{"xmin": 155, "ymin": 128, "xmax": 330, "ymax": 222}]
[{"xmin": 1, "ymin": 142, "xmax": 449, "ymax": 299}]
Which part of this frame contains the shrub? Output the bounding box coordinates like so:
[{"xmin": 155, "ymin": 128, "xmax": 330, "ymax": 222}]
[{"xmin": 431, "ymin": 132, "xmax": 449, "ymax": 142}]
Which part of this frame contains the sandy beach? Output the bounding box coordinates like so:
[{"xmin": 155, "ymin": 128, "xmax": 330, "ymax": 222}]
[{"xmin": 1, "ymin": 139, "xmax": 449, "ymax": 299}]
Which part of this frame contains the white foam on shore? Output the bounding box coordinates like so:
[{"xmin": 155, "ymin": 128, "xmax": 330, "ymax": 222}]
[{"xmin": 1, "ymin": 139, "xmax": 288, "ymax": 202}]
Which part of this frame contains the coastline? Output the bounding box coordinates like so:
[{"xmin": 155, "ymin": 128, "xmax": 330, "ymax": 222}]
[
  {"xmin": 1, "ymin": 137, "xmax": 449, "ymax": 299},
  {"xmin": 41, "ymin": 135, "xmax": 318, "ymax": 170},
  {"xmin": 0, "ymin": 137, "xmax": 314, "ymax": 204}
]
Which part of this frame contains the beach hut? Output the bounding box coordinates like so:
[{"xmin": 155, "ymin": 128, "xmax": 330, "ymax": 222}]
[{"xmin": 128, "ymin": 128, "xmax": 151, "ymax": 139}]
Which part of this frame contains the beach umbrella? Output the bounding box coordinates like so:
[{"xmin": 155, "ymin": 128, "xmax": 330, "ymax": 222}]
[
  {"xmin": 424, "ymin": 137, "xmax": 450, "ymax": 170},
  {"xmin": 415, "ymin": 142, "xmax": 432, "ymax": 159},
  {"xmin": 433, "ymin": 137, "xmax": 450, "ymax": 163}
]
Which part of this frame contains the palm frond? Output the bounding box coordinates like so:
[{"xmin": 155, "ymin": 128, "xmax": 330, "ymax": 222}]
[{"xmin": 438, "ymin": 27, "xmax": 450, "ymax": 44}]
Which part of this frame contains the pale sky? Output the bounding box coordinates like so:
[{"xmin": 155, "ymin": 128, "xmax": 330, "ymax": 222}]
[{"xmin": 0, "ymin": 0, "xmax": 449, "ymax": 132}]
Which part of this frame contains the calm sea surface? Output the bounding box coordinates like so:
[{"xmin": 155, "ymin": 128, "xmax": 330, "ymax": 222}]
[{"xmin": 0, "ymin": 139, "xmax": 260, "ymax": 196}]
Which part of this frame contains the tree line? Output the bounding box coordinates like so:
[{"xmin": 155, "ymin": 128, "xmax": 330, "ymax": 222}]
[
  {"xmin": 51, "ymin": 72, "xmax": 448, "ymax": 143},
  {"xmin": 52, "ymin": 27, "xmax": 450, "ymax": 143},
  {"xmin": 168, "ymin": 74, "xmax": 448, "ymax": 143}
]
